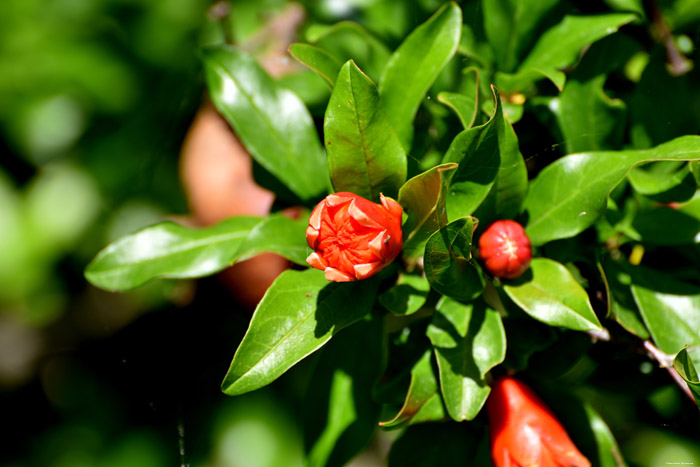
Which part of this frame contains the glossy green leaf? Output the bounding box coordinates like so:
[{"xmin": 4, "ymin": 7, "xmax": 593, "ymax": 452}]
[
  {"xmin": 85, "ymin": 215, "xmax": 307, "ymax": 292},
  {"xmin": 398, "ymin": 163, "xmax": 458, "ymax": 258},
  {"xmin": 438, "ymin": 67, "xmax": 479, "ymax": 130},
  {"xmin": 497, "ymin": 14, "xmax": 636, "ymax": 91},
  {"xmin": 473, "ymin": 113, "xmax": 528, "ymax": 223},
  {"xmin": 503, "ymin": 258, "xmax": 602, "ymax": 331},
  {"xmin": 306, "ymin": 21, "xmax": 391, "ymax": 83},
  {"xmin": 379, "ymin": 350, "xmax": 446, "ymax": 429},
  {"xmin": 443, "ymin": 87, "xmax": 521, "ymax": 220},
  {"xmin": 601, "ymin": 257, "xmax": 650, "ymax": 339},
  {"xmin": 604, "ymin": 0, "xmax": 644, "ymax": 16},
  {"xmin": 583, "ymin": 403, "xmax": 627, "ymax": 467},
  {"xmin": 524, "ymin": 135, "xmax": 700, "ymax": 246},
  {"xmin": 379, "ymin": 2, "xmax": 462, "ymax": 148},
  {"xmin": 288, "ymin": 43, "xmax": 343, "ymax": 87},
  {"xmin": 221, "ymin": 269, "xmax": 378, "ymax": 396},
  {"xmin": 304, "ymin": 316, "xmax": 384, "ymax": 467},
  {"xmin": 324, "ymin": 60, "xmax": 407, "ymax": 201},
  {"xmin": 628, "ymin": 163, "xmax": 696, "ymax": 202},
  {"xmin": 482, "ymin": 0, "xmax": 561, "ymax": 72},
  {"xmin": 674, "ymin": 348, "xmax": 700, "ymax": 409},
  {"xmin": 424, "ymin": 217, "xmax": 485, "ymax": 301},
  {"xmin": 631, "ymin": 284, "xmax": 700, "ymax": 356},
  {"xmin": 201, "ymin": 45, "xmax": 329, "ymax": 202},
  {"xmin": 427, "ymin": 297, "xmax": 506, "ymax": 421},
  {"xmin": 552, "ymin": 76, "xmax": 627, "ymax": 154},
  {"xmin": 378, "ymin": 273, "xmax": 431, "ymax": 316}
]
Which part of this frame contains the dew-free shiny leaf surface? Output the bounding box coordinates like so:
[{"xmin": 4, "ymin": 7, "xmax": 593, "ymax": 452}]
[
  {"xmin": 379, "ymin": 2, "xmax": 462, "ymax": 148},
  {"xmin": 525, "ymin": 135, "xmax": 700, "ymax": 246},
  {"xmin": 398, "ymin": 163, "xmax": 458, "ymax": 258},
  {"xmin": 324, "ymin": 60, "xmax": 407, "ymax": 201},
  {"xmin": 85, "ymin": 215, "xmax": 307, "ymax": 291},
  {"xmin": 221, "ymin": 269, "xmax": 377, "ymax": 396},
  {"xmin": 288, "ymin": 43, "xmax": 343, "ymax": 87},
  {"xmin": 378, "ymin": 273, "xmax": 431, "ymax": 316},
  {"xmin": 427, "ymin": 297, "xmax": 505, "ymax": 421},
  {"xmin": 503, "ymin": 258, "xmax": 602, "ymax": 331},
  {"xmin": 424, "ymin": 217, "xmax": 484, "ymax": 301},
  {"xmin": 202, "ymin": 45, "xmax": 329, "ymax": 202}
]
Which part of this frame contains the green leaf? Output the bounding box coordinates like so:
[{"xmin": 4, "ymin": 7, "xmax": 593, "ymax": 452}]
[
  {"xmin": 443, "ymin": 87, "xmax": 514, "ymax": 220},
  {"xmin": 304, "ymin": 316, "xmax": 384, "ymax": 467},
  {"xmin": 503, "ymin": 258, "xmax": 602, "ymax": 331},
  {"xmin": 628, "ymin": 162, "xmax": 696, "ymax": 203},
  {"xmin": 424, "ymin": 217, "xmax": 485, "ymax": 302},
  {"xmin": 85, "ymin": 215, "xmax": 308, "ymax": 292},
  {"xmin": 674, "ymin": 348, "xmax": 700, "ymax": 409},
  {"xmin": 288, "ymin": 43, "xmax": 343, "ymax": 87},
  {"xmin": 398, "ymin": 163, "xmax": 458, "ymax": 258},
  {"xmin": 691, "ymin": 161, "xmax": 700, "ymax": 185},
  {"xmin": 632, "ymin": 206, "xmax": 700, "ymax": 245},
  {"xmin": 379, "ymin": 2, "xmax": 462, "ymax": 149},
  {"xmin": 524, "ymin": 135, "xmax": 700, "ymax": 246},
  {"xmin": 473, "ymin": 112, "xmax": 528, "ymax": 223},
  {"xmin": 201, "ymin": 45, "xmax": 329, "ymax": 203},
  {"xmin": 379, "ymin": 350, "xmax": 446, "ymax": 429},
  {"xmin": 551, "ymin": 76, "xmax": 627, "ymax": 154},
  {"xmin": 221, "ymin": 269, "xmax": 378, "ymax": 396},
  {"xmin": 378, "ymin": 273, "xmax": 431, "ymax": 316},
  {"xmin": 427, "ymin": 297, "xmax": 506, "ymax": 421},
  {"xmin": 497, "ymin": 14, "xmax": 636, "ymax": 91},
  {"xmin": 631, "ymin": 283, "xmax": 700, "ymax": 356},
  {"xmin": 583, "ymin": 403, "xmax": 627, "ymax": 467},
  {"xmin": 437, "ymin": 67, "xmax": 479, "ymax": 130},
  {"xmin": 601, "ymin": 257, "xmax": 650, "ymax": 339},
  {"xmin": 324, "ymin": 60, "xmax": 407, "ymax": 201},
  {"xmin": 482, "ymin": 0, "xmax": 561, "ymax": 72},
  {"xmin": 306, "ymin": 21, "xmax": 391, "ymax": 83}
]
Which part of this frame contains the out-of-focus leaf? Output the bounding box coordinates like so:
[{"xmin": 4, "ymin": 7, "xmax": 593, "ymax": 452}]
[
  {"xmin": 665, "ymin": 0, "xmax": 700, "ymax": 31},
  {"xmin": 630, "ymin": 54, "xmax": 700, "ymax": 149},
  {"xmin": 288, "ymin": 43, "xmax": 342, "ymax": 87},
  {"xmin": 324, "ymin": 60, "xmax": 406, "ymax": 201},
  {"xmin": 387, "ymin": 422, "xmax": 481, "ymax": 467},
  {"xmin": 503, "ymin": 258, "xmax": 602, "ymax": 331},
  {"xmin": 443, "ymin": 87, "xmax": 508, "ymax": 220},
  {"xmin": 424, "ymin": 217, "xmax": 484, "ymax": 301},
  {"xmin": 601, "ymin": 257, "xmax": 650, "ymax": 339},
  {"xmin": 427, "ymin": 297, "xmax": 505, "ymax": 421},
  {"xmin": 583, "ymin": 403, "xmax": 627, "ymax": 467},
  {"xmin": 85, "ymin": 215, "xmax": 308, "ymax": 292},
  {"xmin": 379, "ymin": 350, "xmax": 446, "ymax": 429},
  {"xmin": 632, "ymin": 206, "xmax": 700, "ymax": 245},
  {"xmin": 378, "ymin": 274, "xmax": 431, "ymax": 316},
  {"xmin": 497, "ymin": 14, "xmax": 636, "ymax": 91},
  {"xmin": 690, "ymin": 161, "xmax": 700, "ymax": 185},
  {"xmin": 398, "ymin": 163, "xmax": 458, "ymax": 258},
  {"xmin": 201, "ymin": 45, "xmax": 329, "ymax": 203},
  {"xmin": 379, "ymin": 2, "xmax": 462, "ymax": 149},
  {"xmin": 482, "ymin": 0, "xmax": 561, "ymax": 72},
  {"xmin": 221, "ymin": 269, "xmax": 378, "ymax": 396},
  {"xmin": 437, "ymin": 67, "xmax": 479, "ymax": 129},
  {"xmin": 551, "ymin": 76, "xmax": 626, "ymax": 154},
  {"xmin": 604, "ymin": 0, "xmax": 644, "ymax": 16},
  {"xmin": 306, "ymin": 21, "xmax": 390, "ymax": 83},
  {"xmin": 632, "ymin": 284, "xmax": 700, "ymax": 357},
  {"xmin": 674, "ymin": 348, "xmax": 700, "ymax": 409},
  {"xmin": 304, "ymin": 316, "xmax": 384, "ymax": 467},
  {"xmin": 524, "ymin": 136, "xmax": 700, "ymax": 246}
]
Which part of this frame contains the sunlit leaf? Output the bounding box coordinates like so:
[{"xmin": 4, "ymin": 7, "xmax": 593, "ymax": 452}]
[
  {"xmin": 85, "ymin": 215, "xmax": 307, "ymax": 291},
  {"xmin": 288, "ymin": 43, "xmax": 343, "ymax": 87},
  {"xmin": 674, "ymin": 348, "xmax": 700, "ymax": 409},
  {"xmin": 221, "ymin": 269, "xmax": 378, "ymax": 396},
  {"xmin": 324, "ymin": 60, "xmax": 407, "ymax": 201}
]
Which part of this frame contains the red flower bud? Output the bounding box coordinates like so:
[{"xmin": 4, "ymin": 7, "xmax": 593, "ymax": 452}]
[
  {"xmin": 478, "ymin": 220, "xmax": 532, "ymax": 279},
  {"xmin": 306, "ymin": 192, "xmax": 403, "ymax": 282},
  {"xmin": 488, "ymin": 377, "xmax": 591, "ymax": 467}
]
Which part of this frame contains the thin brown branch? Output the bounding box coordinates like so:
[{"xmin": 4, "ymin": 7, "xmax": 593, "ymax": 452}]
[{"xmin": 643, "ymin": 340, "xmax": 695, "ymax": 402}]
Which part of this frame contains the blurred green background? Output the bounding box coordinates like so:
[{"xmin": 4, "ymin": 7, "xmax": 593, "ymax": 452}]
[{"xmin": 1, "ymin": 0, "xmax": 700, "ymax": 466}]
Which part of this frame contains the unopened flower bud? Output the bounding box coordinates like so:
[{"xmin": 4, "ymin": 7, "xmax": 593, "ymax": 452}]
[
  {"xmin": 479, "ymin": 220, "xmax": 532, "ymax": 279},
  {"xmin": 306, "ymin": 192, "xmax": 403, "ymax": 282}
]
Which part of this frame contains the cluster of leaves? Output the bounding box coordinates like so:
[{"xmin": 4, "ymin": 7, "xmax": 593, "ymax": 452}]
[{"xmin": 86, "ymin": 0, "xmax": 700, "ymax": 464}]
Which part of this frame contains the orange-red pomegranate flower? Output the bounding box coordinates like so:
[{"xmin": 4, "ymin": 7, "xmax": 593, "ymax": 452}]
[
  {"xmin": 488, "ymin": 377, "xmax": 591, "ymax": 467},
  {"xmin": 306, "ymin": 192, "xmax": 403, "ymax": 282}
]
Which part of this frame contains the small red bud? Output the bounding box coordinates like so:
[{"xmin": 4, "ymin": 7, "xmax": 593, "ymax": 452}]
[{"xmin": 478, "ymin": 220, "xmax": 532, "ymax": 279}]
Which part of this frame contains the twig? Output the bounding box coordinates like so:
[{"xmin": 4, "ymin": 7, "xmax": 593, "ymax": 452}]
[
  {"xmin": 643, "ymin": 339, "xmax": 695, "ymax": 402},
  {"xmin": 647, "ymin": 0, "xmax": 692, "ymax": 76}
]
